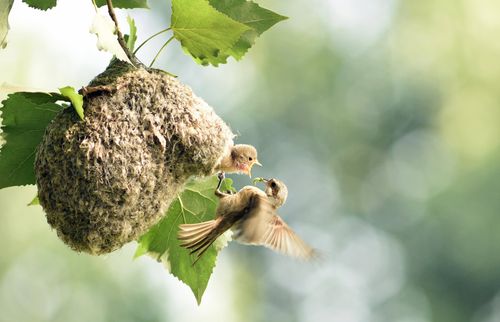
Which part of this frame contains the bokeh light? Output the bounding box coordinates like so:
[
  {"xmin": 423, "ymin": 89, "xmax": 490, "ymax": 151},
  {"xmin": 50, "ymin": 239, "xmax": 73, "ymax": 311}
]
[{"xmin": 2, "ymin": 0, "xmax": 500, "ymax": 321}]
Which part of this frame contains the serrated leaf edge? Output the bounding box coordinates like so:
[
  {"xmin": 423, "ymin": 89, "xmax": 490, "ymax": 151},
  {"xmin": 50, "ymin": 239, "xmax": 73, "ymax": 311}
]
[
  {"xmin": 22, "ymin": 0, "xmax": 57, "ymax": 11},
  {"xmin": 171, "ymin": 0, "xmax": 251, "ymax": 67},
  {"xmin": 134, "ymin": 177, "xmax": 234, "ymax": 304}
]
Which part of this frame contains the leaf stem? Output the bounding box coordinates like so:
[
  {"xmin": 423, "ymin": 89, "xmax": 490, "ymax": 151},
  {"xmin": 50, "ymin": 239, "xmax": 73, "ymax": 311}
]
[
  {"xmin": 149, "ymin": 36, "xmax": 175, "ymax": 68},
  {"xmin": 134, "ymin": 27, "xmax": 172, "ymax": 55},
  {"xmin": 106, "ymin": 0, "xmax": 136, "ymax": 64}
]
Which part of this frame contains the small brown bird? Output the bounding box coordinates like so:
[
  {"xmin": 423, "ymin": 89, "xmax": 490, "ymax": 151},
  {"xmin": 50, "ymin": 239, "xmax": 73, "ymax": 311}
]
[
  {"xmin": 215, "ymin": 144, "xmax": 262, "ymax": 177},
  {"xmin": 178, "ymin": 174, "xmax": 316, "ymax": 262}
]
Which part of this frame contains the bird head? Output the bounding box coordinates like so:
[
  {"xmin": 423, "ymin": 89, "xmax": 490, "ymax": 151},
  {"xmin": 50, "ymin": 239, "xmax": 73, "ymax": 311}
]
[
  {"xmin": 231, "ymin": 144, "xmax": 262, "ymax": 177},
  {"xmin": 254, "ymin": 178, "xmax": 288, "ymax": 208}
]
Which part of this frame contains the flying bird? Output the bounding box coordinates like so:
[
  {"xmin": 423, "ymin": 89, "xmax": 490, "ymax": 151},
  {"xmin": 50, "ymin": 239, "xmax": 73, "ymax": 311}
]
[{"xmin": 178, "ymin": 174, "xmax": 316, "ymax": 262}]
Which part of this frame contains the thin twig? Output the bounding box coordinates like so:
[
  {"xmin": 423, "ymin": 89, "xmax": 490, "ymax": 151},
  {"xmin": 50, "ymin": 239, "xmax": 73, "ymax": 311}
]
[
  {"xmin": 106, "ymin": 0, "xmax": 136, "ymax": 63},
  {"xmin": 79, "ymin": 84, "xmax": 118, "ymax": 97},
  {"xmin": 134, "ymin": 27, "xmax": 172, "ymax": 55},
  {"xmin": 149, "ymin": 36, "xmax": 175, "ymax": 68}
]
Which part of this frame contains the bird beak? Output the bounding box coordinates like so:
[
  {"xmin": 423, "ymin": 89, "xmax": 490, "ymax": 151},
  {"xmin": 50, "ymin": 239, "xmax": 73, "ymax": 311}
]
[{"xmin": 246, "ymin": 160, "xmax": 261, "ymax": 177}]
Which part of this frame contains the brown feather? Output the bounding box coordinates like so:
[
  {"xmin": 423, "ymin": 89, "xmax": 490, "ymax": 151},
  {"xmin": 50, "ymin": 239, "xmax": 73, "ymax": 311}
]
[
  {"xmin": 178, "ymin": 218, "xmax": 221, "ymax": 258},
  {"xmin": 178, "ymin": 183, "xmax": 317, "ymax": 263},
  {"xmin": 234, "ymin": 200, "xmax": 317, "ymax": 260}
]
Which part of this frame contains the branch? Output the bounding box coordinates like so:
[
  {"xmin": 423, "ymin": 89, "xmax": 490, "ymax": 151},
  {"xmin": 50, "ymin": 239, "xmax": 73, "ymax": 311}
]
[{"xmin": 106, "ymin": 0, "xmax": 136, "ymax": 64}]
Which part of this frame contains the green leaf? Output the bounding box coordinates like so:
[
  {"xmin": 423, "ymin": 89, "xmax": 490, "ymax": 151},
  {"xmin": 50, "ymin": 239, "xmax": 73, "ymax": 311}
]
[
  {"xmin": 59, "ymin": 86, "xmax": 84, "ymax": 120},
  {"xmin": 209, "ymin": 0, "xmax": 288, "ymax": 60},
  {"xmin": 0, "ymin": 92, "xmax": 64, "ymax": 189},
  {"xmin": 95, "ymin": 0, "xmax": 149, "ymax": 9},
  {"xmin": 135, "ymin": 176, "xmax": 234, "ymax": 304},
  {"xmin": 126, "ymin": 15, "xmax": 137, "ymax": 52},
  {"xmin": 22, "ymin": 0, "xmax": 57, "ymax": 10},
  {"xmin": 28, "ymin": 195, "xmax": 39, "ymax": 206},
  {"xmin": 171, "ymin": 0, "xmax": 250, "ymax": 66},
  {"xmin": 0, "ymin": 0, "xmax": 14, "ymax": 49}
]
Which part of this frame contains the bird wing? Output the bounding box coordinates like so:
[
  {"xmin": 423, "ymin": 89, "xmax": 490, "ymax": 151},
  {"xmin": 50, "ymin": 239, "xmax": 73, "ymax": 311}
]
[
  {"xmin": 234, "ymin": 197, "xmax": 317, "ymax": 260},
  {"xmin": 177, "ymin": 189, "xmax": 260, "ymax": 263},
  {"xmin": 260, "ymin": 215, "xmax": 317, "ymax": 260}
]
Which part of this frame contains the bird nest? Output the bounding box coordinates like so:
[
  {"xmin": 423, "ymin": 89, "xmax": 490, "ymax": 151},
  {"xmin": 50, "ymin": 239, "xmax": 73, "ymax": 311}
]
[{"xmin": 35, "ymin": 61, "xmax": 234, "ymax": 254}]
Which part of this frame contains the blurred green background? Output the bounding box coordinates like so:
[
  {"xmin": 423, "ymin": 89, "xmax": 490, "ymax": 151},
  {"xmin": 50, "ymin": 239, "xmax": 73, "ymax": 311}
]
[{"xmin": 2, "ymin": 0, "xmax": 500, "ymax": 321}]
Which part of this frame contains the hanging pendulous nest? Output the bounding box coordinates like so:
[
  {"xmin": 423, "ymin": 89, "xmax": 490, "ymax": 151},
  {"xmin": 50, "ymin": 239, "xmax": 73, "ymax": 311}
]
[{"xmin": 35, "ymin": 61, "xmax": 234, "ymax": 255}]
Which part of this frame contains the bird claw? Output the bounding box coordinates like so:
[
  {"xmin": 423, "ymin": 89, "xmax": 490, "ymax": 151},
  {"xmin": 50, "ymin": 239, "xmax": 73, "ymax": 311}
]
[{"xmin": 215, "ymin": 172, "xmax": 226, "ymax": 197}]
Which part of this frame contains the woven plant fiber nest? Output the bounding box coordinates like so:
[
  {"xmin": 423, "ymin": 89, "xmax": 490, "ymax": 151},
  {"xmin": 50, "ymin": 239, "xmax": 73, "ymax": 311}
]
[{"xmin": 35, "ymin": 62, "xmax": 234, "ymax": 254}]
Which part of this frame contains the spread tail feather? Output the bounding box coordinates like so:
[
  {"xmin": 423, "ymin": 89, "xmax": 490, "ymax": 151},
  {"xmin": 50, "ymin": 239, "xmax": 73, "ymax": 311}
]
[{"xmin": 178, "ymin": 218, "xmax": 223, "ymax": 262}]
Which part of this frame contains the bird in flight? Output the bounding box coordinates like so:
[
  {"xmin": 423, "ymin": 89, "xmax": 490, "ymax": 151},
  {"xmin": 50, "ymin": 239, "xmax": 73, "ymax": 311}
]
[{"xmin": 178, "ymin": 174, "xmax": 317, "ymax": 263}]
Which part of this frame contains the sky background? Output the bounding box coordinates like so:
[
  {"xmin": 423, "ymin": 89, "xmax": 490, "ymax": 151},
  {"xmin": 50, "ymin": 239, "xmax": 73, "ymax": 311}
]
[{"xmin": 1, "ymin": 0, "xmax": 500, "ymax": 321}]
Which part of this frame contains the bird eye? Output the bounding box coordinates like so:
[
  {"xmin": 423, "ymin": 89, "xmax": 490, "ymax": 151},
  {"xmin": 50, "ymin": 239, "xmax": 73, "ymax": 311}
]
[
  {"xmin": 271, "ymin": 182, "xmax": 277, "ymax": 188},
  {"xmin": 248, "ymin": 157, "xmax": 253, "ymax": 161}
]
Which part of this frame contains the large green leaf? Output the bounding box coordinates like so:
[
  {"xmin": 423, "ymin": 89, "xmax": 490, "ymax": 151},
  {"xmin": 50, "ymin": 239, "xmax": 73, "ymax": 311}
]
[
  {"xmin": 0, "ymin": 92, "xmax": 64, "ymax": 189},
  {"xmin": 22, "ymin": 0, "xmax": 57, "ymax": 10},
  {"xmin": 209, "ymin": 0, "xmax": 288, "ymax": 60},
  {"xmin": 135, "ymin": 176, "xmax": 235, "ymax": 304},
  {"xmin": 171, "ymin": 0, "xmax": 250, "ymax": 66},
  {"xmin": 0, "ymin": 0, "xmax": 14, "ymax": 49},
  {"xmin": 95, "ymin": 0, "xmax": 149, "ymax": 9}
]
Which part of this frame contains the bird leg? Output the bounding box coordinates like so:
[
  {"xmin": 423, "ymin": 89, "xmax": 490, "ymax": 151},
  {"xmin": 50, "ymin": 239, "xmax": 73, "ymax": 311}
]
[{"xmin": 215, "ymin": 172, "xmax": 230, "ymax": 198}]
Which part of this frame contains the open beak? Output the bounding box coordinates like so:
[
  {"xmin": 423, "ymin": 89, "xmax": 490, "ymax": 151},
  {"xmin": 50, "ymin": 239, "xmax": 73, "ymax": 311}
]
[{"xmin": 246, "ymin": 160, "xmax": 262, "ymax": 178}]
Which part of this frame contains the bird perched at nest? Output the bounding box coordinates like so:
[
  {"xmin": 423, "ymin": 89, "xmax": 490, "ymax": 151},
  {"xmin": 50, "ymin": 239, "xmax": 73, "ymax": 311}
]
[
  {"xmin": 178, "ymin": 174, "xmax": 316, "ymax": 262},
  {"xmin": 215, "ymin": 144, "xmax": 261, "ymax": 177},
  {"xmin": 35, "ymin": 60, "xmax": 263, "ymax": 254}
]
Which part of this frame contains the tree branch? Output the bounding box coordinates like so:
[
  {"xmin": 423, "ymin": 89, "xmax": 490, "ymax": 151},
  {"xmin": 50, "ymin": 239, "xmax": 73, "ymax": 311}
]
[{"xmin": 106, "ymin": 0, "xmax": 136, "ymax": 64}]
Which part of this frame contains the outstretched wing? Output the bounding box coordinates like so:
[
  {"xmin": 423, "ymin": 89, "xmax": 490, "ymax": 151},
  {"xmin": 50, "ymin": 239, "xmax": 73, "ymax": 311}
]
[
  {"xmin": 261, "ymin": 215, "xmax": 317, "ymax": 260},
  {"xmin": 234, "ymin": 198, "xmax": 317, "ymax": 260}
]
